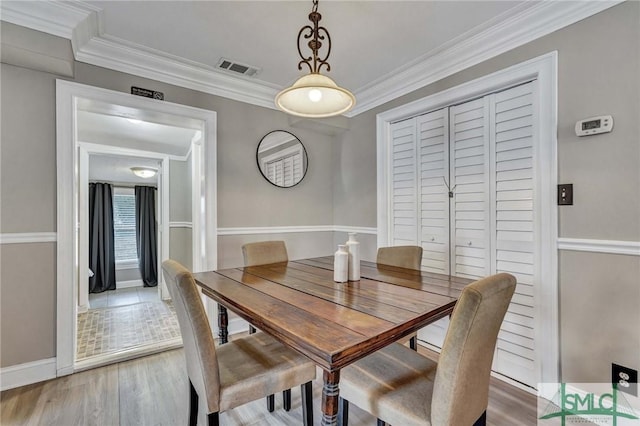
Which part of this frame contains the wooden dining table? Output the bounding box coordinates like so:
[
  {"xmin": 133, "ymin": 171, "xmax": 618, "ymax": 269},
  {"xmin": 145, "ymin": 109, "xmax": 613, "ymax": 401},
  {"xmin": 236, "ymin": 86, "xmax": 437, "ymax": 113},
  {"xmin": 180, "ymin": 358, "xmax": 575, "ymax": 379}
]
[{"xmin": 193, "ymin": 256, "xmax": 471, "ymax": 426}]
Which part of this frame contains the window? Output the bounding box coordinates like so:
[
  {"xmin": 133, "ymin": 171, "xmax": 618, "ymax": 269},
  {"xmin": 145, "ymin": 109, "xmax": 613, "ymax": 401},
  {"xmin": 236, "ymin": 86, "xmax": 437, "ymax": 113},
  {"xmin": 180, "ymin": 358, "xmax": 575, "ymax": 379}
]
[{"xmin": 113, "ymin": 188, "xmax": 138, "ymax": 265}]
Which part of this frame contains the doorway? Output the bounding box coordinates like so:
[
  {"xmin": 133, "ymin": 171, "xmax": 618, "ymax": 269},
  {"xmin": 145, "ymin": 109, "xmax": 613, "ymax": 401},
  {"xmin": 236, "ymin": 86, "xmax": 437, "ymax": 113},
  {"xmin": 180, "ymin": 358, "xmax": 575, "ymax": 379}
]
[
  {"xmin": 76, "ymin": 152, "xmax": 181, "ymax": 366},
  {"xmin": 56, "ymin": 80, "xmax": 217, "ymax": 375}
]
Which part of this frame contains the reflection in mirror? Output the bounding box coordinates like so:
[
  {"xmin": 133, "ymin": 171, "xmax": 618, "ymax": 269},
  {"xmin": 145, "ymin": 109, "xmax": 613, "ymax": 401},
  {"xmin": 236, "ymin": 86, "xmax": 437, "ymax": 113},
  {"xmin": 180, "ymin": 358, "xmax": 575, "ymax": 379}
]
[{"xmin": 257, "ymin": 130, "xmax": 308, "ymax": 188}]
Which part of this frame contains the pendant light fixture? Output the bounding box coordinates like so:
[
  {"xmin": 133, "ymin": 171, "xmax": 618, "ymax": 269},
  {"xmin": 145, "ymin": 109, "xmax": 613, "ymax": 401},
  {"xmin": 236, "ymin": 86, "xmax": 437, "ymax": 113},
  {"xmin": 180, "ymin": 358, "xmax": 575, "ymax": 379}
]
[{"xmin": 275, "ymin": 0, "xmax": 355, "ymax": 118}]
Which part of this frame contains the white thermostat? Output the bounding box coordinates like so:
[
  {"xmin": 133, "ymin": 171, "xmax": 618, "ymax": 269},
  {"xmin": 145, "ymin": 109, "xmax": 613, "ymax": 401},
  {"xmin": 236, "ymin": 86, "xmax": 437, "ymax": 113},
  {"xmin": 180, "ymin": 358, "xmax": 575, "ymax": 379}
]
[{"xmin": 575, "ymin": 115, "xmax": 613, "ymax": 137}]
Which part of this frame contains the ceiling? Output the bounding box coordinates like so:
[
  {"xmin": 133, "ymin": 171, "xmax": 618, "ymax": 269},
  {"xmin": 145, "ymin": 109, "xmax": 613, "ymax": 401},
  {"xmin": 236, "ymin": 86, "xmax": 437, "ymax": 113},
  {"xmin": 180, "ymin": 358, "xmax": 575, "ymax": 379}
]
[
  {"xmin": 1, "ymin": 1, "xmax": 620, "ymax": 116},
  {"xmin": 77, "ymin": 110, "xmax": 199, "ymax": 157},
  {"xmin": 89, "ymin": 154, "xmax": 161, "ymax": 186},
  {"xmin": 77, "ymin": 97, "xmax": 198, "ymax": 185},
  {"xmin": 87, "ymin": 0, "xmax": 523, "ymax": 90}
]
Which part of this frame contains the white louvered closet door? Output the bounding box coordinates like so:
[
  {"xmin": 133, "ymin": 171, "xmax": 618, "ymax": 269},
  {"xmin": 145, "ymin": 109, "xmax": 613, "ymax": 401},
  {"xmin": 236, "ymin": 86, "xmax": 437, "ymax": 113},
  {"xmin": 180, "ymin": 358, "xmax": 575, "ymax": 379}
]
[
  {"xmin": 417, "ymin": 109, "xmax": 450, "ymax": 274},
  {"xmin": 420, "ymin": 98, "xmax": 492, "ymax": 348},
  {"xmin": 489, "ymin": 81, "xmax": 537, "ymax": 387},
  {"xmin": 389, "ymin": 118, "xmax": 418, "ymax": 245},
  {"xmin": 449, "ymin": 97, "xmax": 492, "ymax": 280},
  {"xmin": 413, "ymin": 109, "xmax": 451, "ymax": 348},
  {"xmin": 415, "ymin": 82, "xmax": 538, "ymax": 388}
]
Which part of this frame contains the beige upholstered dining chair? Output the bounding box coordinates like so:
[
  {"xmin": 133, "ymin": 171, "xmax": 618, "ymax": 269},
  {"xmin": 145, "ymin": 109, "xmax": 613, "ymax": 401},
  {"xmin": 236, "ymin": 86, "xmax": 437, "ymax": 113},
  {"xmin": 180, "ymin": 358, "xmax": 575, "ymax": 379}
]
[
  {"xmin": 241, "ymin": 240, "xmax": 292, "ymax": 410},
  {"xmin": 242, "ymin": 240, "xmax": 288, "ymax": 267},
  {"xmin": 377, "ymin": 245, "xmax": 423, "ymax": 271},
  {"xmin": 241, "ymin": 241, "xmax": 288, "ymax": 336},
  {"xmin": 162, "ymin": 259, "xmax": 316, "ymax": 426},
  {"xmin": 376, "ymin": 245, "xmax": 423, "ymax": 349},
  {"xmin": 337, "ymin": 273, "xmax": 516, "ymax": 426}
]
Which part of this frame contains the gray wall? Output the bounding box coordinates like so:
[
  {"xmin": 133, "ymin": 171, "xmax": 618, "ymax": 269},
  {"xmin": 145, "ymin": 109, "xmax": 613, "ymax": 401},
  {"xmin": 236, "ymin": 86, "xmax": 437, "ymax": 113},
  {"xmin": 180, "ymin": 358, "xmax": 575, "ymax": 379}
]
[
  {"xmin": 336, "ymin": 2, "xmax": 640, "ymax": 384},
  {"xmin": 0, "ymin": 32, "xmax": 336, "ymax": 367}
]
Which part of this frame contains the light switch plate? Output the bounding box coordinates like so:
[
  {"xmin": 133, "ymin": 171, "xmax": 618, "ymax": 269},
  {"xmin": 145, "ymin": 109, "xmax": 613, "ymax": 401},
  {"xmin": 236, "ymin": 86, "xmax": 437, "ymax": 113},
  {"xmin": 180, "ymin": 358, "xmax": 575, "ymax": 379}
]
[{"xmin": 558, "ymin": 184, "xmax": 573, "ymax": 205}]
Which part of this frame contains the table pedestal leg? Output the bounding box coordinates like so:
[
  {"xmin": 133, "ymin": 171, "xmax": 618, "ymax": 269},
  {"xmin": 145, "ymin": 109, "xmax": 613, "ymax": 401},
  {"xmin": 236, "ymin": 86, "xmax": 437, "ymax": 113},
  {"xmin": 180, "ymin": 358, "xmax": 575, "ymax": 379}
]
[
  {"xmin": 321, "ymin": 370, "xmax": 340, "ymax": 426},
  {"xmin": 217, "ymin": 304, "xmax": 228, "ymax": 344}
]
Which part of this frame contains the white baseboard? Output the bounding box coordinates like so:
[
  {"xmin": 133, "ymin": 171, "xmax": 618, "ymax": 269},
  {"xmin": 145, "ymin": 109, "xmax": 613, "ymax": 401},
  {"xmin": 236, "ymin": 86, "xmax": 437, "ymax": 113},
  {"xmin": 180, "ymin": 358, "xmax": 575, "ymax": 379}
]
[
  {"xmin": 1, "ymin": 357, "xmax": 57, "ymax": 391},
  {"xmin": 117, "ymin": 279, "xmax": 144, "ymax": 289},
  {"xmin": 227, "ymin": 317, "xmax": 250, "ymax": 335}
]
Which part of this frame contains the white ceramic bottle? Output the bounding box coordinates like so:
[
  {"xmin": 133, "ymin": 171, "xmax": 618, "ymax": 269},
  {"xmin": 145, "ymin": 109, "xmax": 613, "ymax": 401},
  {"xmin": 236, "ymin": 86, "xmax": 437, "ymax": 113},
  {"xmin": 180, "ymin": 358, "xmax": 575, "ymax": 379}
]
[
  {"xmin": 334, "ymin": 245, "xmax": 349, "ymax": 283},
  {"xmin": 346, "ymin": 232, "xmax": 360, "ymax": 281}
]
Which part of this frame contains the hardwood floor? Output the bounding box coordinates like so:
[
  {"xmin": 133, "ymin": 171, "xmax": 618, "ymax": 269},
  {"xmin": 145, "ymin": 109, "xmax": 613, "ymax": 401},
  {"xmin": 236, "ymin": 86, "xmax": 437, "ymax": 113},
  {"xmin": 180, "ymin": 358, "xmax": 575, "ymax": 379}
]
[{"xmin": 2, "ymin": 346, "xmax": 537, "ymax": 425}]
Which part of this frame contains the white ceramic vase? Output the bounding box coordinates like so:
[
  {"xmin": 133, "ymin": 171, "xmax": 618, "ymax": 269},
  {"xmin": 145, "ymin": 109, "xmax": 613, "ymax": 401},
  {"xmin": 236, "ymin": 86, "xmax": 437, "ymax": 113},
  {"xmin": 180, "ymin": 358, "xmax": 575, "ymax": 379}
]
[
  {"xmin": 346, "ymin": 233, "xmax": 360, "ymax": 281},
  {"xmin": 334, "ymin": 245, "xmax": 349, "ymax": 283}
]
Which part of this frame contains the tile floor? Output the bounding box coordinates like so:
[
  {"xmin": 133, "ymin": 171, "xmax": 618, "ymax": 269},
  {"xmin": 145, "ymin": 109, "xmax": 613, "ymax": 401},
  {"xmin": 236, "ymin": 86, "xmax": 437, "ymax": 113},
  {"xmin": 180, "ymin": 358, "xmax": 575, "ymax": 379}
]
[
  {"xmin": 77, "ymin": 287, "xmax": 181, "ymax": 361},
  {"xmin": 88, "ymin": 286, "xmax": 160, "ymax": 308}
]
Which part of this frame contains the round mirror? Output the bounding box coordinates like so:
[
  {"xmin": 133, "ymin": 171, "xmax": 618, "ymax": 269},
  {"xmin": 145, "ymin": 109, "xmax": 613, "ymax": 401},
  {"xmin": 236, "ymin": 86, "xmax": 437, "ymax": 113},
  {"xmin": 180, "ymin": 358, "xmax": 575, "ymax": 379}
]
[{"xmin": 256, "ymin": 130, "xmax": 308, "ymax": 188}]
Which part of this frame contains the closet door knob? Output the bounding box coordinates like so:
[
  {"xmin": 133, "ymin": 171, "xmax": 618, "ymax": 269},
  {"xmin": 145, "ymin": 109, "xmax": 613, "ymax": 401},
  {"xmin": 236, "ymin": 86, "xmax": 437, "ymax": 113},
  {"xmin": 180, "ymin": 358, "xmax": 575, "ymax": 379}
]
[
  {"xmin": 467, "ymin": 241, "xmax": 473, "ymax": 246},
  {"xmin": 431, "ymin": 237, "xmax": 435, "ymax": 242}
]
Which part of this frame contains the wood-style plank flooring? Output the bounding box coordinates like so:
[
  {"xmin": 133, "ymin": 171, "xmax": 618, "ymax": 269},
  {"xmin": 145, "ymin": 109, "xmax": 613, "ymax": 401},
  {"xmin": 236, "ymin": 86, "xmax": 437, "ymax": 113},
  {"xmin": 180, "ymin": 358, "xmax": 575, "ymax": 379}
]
[{"xmin": 2, "ymin": 345, "xmax": 537, "ymax": 425}]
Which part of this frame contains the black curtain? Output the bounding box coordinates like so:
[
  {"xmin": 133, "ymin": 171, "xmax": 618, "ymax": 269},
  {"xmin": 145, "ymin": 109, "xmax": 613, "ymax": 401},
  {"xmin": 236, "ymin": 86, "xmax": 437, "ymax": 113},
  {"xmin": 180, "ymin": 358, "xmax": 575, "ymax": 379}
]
[
  {"xmin": 88, "ymin": 183, "xmax": 116, "ymax": 293},
  {"xmin": 135, "ymin": 186, "xmax": 158, "ymax": 287}
]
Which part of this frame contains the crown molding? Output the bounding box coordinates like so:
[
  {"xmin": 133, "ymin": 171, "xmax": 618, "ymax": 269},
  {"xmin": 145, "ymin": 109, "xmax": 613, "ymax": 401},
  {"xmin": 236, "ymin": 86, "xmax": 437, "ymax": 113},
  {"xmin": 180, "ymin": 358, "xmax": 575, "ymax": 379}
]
[
  {"xmin": 2, "ymin": 0, "xmax": 623, "ymax": 116},
  {"xmin": 346, "ymin": 0, "xmax": 623, "ymax": 116},
  {"xmin": 75, "ymin": 34, "xmax": 280, "ymax": 110},
  {"xmin": 0, "ymin": 1, "xmax": 98, "ymax": 39}
]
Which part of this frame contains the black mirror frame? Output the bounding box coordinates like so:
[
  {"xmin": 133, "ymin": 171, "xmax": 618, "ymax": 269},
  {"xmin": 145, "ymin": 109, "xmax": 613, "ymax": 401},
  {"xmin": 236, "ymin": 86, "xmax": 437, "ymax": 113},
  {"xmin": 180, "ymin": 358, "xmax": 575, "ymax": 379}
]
[{"xmin": 256, "ymin": 130, "xmax": 309, "ymax": 188}]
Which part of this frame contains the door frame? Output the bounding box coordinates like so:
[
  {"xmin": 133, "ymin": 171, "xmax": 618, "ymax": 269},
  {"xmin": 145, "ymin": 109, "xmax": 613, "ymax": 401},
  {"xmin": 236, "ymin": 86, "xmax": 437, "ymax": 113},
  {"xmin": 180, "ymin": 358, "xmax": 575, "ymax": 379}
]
[
  {"xmin": 56, "ymin": 80, "xmax": 217, "ymax": 376},
  {"xmin": 376, "ymin": 52, "xmax": 558, "ymax": 391},
  {"xmin": 78, "ymin": 145, "xmax": 170, "ymax": 313}
]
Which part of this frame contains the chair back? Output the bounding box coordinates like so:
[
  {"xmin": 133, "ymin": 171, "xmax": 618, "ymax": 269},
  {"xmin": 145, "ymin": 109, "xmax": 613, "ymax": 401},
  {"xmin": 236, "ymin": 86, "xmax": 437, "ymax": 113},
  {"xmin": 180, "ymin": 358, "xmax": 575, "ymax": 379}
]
[
  {"xmin": 242, "ymin": 240, "xmax": 288, "ymax": 266},
  {"xmin": 162, "ymin": 260, "xmax": 221, "ymax": 413},
  {"xmin": 376, "ymin": 245, "xmax": 423, "ymax": 270},
  {"xmin": 431, "ymin": 273, "xmax": 516, "ymax": 425}
]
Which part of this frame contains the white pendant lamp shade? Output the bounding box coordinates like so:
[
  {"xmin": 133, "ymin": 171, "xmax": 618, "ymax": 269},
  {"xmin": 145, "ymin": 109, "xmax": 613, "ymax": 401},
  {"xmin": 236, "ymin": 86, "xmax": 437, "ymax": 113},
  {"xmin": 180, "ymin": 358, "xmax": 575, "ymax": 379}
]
[{"xmin": 276, "ymin": 73, "xmax": 356, "ymax": 118}]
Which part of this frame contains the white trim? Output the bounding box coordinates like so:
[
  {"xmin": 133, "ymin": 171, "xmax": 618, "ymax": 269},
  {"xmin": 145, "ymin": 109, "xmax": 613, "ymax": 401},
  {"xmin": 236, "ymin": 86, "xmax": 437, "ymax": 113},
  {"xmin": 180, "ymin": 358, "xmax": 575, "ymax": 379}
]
[
  {"xmin": 169, "ymin": 221, "xmax": 193, "ymax": 229},
  {"xmin": 332, "ymin": 226, "xmax": 378, "ymax": 235},
  {"xmin": 1, "ymin": 1, "xmax": 620, "ymax": 117},
  {"xmin": 78, "ymin": 145, "xmax": 170, "ymax": 309},
  {"xmin": 225, "ymin": 317, "xmax": 251, "ymax": 337},
  {"xmin": 490, "ymin": 371, "xmax": 538, "ymax": 396},
  {"xmin": 76, "ymin": 34, "xmax": 279, "ymax": 111},
  {"xmin": 159, "ymin": 157, "xmax": 171, "ymax": 300},
  {"xmin": 79, "ymin": 140, "xmax": 192, "ymax": 162},
  {"xmin": 377, "ymin": 52, "xmax": 559, "ymax": 389},
  {"xmin": 115, "ymin": 259, "xmax": 139, "ymax": 270},
  {"xmin": 74, "ymin": 338, "xmax": 182, "ymax": 373},
  {"xmin": 217, "ymin": 225, "xmax": 377, "ymax": 236},
  {"xmin": 56, "ymin": 80, "xmax": 217, "ymax": 377},
  {"xmin": 1, "ymin": 358, "xmax": 57, "ymax": 391},
  {"xmin": 0, "ymin": 232, "xmax": 57, "ymax": 244},
  {"xmin": 558, "ymin": 238, "xmax": 640, "ymax": 256},
  {"xmin": 0, "ymin": 1, "xmax": 98, "ymax": 40},
  {"xmin": 116, "ymin": 279, "xmax": 143, "ymax": 289}
]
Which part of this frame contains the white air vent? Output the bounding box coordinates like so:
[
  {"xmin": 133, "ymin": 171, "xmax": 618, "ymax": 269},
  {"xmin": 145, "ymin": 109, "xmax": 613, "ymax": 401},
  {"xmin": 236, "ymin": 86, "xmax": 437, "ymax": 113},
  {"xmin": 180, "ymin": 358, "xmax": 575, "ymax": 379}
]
[{"xmin": 217, "ymin": 58, "xmax": 260, "ymax": 77}]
